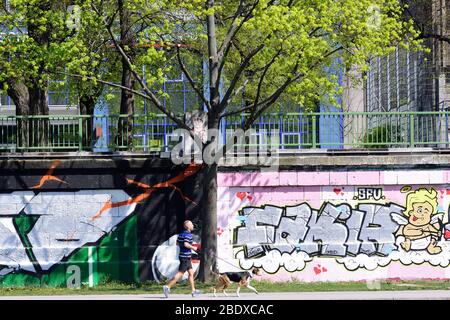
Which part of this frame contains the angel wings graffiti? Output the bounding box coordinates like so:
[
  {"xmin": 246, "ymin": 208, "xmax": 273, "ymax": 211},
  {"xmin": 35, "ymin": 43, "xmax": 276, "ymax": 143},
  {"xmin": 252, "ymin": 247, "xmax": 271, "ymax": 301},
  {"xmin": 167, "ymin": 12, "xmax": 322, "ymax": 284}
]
[{"xmin": 391, "ymin": 188, "xmax": 444, "ymax": 255}]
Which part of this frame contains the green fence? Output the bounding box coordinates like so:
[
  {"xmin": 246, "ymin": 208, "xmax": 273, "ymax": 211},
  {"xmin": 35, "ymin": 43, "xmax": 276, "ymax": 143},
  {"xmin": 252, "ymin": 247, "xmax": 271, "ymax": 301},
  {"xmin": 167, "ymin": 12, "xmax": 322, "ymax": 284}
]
[{"xmin": 0, "ymin": 112, "xmax": 448, "ymax": 152}]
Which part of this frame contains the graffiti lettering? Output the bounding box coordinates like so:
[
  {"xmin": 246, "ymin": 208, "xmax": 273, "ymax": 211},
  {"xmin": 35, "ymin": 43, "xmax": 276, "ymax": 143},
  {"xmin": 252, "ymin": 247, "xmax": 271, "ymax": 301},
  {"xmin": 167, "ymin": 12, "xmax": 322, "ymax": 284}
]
[
  {"xmin": 355, "ymin": 188, "xmax": 384, "ymax": 201},
  {"xmin": 358, "ymin": 203, "xmax": 402, "ymax": 255},
  {"xmin": 234, "ymin": 202, "xmax": 403, "ymax": 258},
  {"xmin": 301, "ymin": 203, "xmax": 350, "ymax": 256},
  {"xmin": 235, "ymin": 206, "xmax": 283, "ymax": 258}
]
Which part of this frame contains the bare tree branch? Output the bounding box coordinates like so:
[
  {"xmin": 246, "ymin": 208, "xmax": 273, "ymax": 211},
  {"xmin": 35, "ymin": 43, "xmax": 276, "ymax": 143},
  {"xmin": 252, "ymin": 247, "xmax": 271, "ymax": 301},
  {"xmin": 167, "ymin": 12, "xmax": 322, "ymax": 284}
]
[
  {"xmin": 251, "ymin": 47, "xmax": 283, "ymax": 112},
  {"xmin": 244, "ymin": 46, "xmax": 344, "ymax": 129},
  {"xmin": 176, "ymin": 44, "xmax": 211, "ymax": 111},
  {"xmin": 206, "ymin": 0, "xmax": 220, "ymax": 113},
  {"xmin": 90, "ymin": 2, "xmax": 188, "ymax": 131},
  {"xmin": 216, "ymin": 0, "xmax": 246, "ymax": 58},
  {"xmin": 219, "ymin": 79, "xmax": 249, "ymax": 114},
  {"xmin": 420, "ymin": 33, "xmax": 450, "ymax": 44},
  {"xmin": 218, "ymin": 43, "xmax": 265, "ymax": 112},
  {"xmin": 54, "ymin": 71, "xmax": 194, "ymax": 133},
  {"xmin": 220, "ymin": 104, "xmax": 253, "ymax": 118},
  {"xmin": 217, "ymin": 0, "xmax": 260, "ymax": 75}
]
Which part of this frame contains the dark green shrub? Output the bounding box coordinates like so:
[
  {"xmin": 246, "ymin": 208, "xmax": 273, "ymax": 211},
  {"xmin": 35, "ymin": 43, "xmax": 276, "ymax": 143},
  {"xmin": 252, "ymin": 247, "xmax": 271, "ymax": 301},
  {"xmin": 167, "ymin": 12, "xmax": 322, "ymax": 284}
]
[{"xmin": 360, "ymin": 124, "xmax": 404, "ymax": 148}]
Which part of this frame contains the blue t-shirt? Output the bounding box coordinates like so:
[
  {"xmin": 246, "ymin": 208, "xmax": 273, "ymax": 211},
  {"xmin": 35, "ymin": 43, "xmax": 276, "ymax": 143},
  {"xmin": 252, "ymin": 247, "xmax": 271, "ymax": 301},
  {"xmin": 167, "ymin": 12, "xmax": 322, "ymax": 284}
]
[{"xmin": 177, "ymin": 230, "xmax": 193, "ymax": 259}]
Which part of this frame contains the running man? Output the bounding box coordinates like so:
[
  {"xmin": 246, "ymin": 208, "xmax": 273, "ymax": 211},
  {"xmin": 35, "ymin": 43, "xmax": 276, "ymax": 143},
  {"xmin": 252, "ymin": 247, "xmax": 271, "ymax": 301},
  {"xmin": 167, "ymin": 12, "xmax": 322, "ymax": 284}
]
[{"xmin": 163, "ymin": 220, "xmax": 201, "ymax": 298}]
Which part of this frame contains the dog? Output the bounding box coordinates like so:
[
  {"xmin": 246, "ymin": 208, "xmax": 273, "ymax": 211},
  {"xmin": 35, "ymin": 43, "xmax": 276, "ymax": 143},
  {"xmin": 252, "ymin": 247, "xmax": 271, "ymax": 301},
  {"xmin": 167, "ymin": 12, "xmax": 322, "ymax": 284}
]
[{"xmin": 213, "ymin": 267, "xmax": 262, "ymax": 297}]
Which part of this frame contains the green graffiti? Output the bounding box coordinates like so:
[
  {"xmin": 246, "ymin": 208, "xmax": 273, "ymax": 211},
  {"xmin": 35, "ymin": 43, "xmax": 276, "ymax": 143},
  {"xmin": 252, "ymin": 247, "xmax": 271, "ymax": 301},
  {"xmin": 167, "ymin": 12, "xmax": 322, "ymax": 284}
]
[
  {"xmin": 13, "ymin": 214, "xmax": 41, "ymax": 274},
  {"xmin": 0, "ymin": 215, "xmax": 138, "ymax": 287}
]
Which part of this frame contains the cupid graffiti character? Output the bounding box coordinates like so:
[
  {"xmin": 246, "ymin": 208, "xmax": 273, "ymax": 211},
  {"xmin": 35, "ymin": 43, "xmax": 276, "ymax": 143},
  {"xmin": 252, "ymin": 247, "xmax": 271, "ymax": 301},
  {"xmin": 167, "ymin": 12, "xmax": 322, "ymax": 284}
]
[{"xmin": 391, "ymin": 188, "xmax": 443, "ymax": 255}]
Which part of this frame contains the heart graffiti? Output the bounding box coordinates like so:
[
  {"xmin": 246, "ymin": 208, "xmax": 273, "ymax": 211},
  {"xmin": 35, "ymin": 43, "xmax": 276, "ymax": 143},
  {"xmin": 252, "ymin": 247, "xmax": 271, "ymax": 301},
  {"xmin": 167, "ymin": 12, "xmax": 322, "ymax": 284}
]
[
  {"xmin": 236, "ymin": 192, "xmax": 246, "ymax": 200},
  {"xmin": 313, "ymin": 264, "xmax": 328, "ymax": 275},
  {"xmin": 333, "ymin": 187, "xmax": 345, "ymax": 196},
  {"xmin": 439, "ymin": 190, "xmax": 450, "ymax": 199},
  {"xmin": 236, "ymin": 192, "xmax": 253, "ymax": 202}
]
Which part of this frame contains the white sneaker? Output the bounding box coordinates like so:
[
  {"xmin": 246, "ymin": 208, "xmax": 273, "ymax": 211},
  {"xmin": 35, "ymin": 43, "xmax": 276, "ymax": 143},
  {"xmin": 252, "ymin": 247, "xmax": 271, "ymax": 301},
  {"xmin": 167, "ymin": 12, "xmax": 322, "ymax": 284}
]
[
  {"xmin": 191, "ymin": 289, "xmax": 201, "ymax": 297},
  {"xmin": 163, "ymin": 285, "xmax": 170, "ymax": 298}
]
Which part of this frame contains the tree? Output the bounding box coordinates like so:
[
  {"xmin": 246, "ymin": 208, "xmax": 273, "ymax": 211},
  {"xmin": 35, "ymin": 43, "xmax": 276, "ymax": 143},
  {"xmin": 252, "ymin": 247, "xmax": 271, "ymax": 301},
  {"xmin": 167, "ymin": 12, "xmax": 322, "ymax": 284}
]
[
  {"xmin": 65, "ymin": 0, "xmax": 421, "ymax": 282},
  {"xmin": 63, "ymin": 1, "xmax": 122, "ymax": 149},
  {"xmin": 117, "ymin": 0, "xmax": 136, "ymax": 146},
  {"xmin": 0, "ymin": 0, "xmax": 110, "ymax": 149}
]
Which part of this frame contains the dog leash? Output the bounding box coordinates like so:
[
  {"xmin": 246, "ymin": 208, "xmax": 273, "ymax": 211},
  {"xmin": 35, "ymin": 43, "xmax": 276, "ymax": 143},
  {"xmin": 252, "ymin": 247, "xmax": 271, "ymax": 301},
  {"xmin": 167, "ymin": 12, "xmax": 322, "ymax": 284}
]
[{"xmin": 197, "ymin": 248, "xmax": 248, "ymax": 272}]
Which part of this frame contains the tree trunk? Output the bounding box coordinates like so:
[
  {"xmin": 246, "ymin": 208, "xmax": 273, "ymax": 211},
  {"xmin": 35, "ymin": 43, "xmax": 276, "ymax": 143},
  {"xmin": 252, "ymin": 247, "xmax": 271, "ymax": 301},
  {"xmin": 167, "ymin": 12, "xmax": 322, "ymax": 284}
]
[
  {"xmin": 198, "ymin": 1, "xmax": 221, "ymax": 282},
  {"xmin": 29, "ymin": 81, "xmax": 49, "ymax": 149},
  {"xmin": 27, "ymin": 7, "xmax": 51, "ymax": 150},
  {"xmin": 198, "ymin": 162, "xmax": 218, "ymax": 283},
  {"xmin": 80, "ymin": 94, "xmax": 99, "ymax": 149},
  {"xmin": 118, "ymin": 0, "xmax": 135, "ymax": 150},
  {"xmin": 197, "ymin": 112, "xmax": 220, "ymax": 283},
  {"xmin": 80, "ymin": 95, "xmax": 98, "ymax": 116},
  {"xmin": 119, "ymin": 61, "xmax": 135, "ymax": 149},
  {"xmin": 7, "ymin": 79, "xmax": 29, "ymax": 150}
]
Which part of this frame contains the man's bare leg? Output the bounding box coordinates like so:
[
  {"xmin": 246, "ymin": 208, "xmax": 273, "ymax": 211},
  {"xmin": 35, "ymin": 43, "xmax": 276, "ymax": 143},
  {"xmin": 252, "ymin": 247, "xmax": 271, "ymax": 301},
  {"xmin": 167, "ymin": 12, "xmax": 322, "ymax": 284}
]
[
  {"xmin": 188, "ymin": 269, "xmax": 196, "ymax": 292},
  {"xmin": 167, "ymin": 271, "xmax": 184, "ymax": 289}
]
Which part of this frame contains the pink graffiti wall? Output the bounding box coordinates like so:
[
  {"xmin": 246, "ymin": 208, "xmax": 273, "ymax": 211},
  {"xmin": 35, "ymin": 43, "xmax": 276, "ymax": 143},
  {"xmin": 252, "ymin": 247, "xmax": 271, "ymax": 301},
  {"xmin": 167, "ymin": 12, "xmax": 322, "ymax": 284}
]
[{"xmin": 217, "ymin": 170, "xmax": 450, "ymax": 282}]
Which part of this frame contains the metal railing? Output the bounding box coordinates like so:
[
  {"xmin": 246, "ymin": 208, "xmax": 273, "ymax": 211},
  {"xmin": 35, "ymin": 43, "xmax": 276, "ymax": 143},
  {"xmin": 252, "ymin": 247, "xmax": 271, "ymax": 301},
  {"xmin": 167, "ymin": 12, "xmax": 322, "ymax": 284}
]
[{"xmin": 0, "ymin": 112, "xmax": 448, "ymax": 153}]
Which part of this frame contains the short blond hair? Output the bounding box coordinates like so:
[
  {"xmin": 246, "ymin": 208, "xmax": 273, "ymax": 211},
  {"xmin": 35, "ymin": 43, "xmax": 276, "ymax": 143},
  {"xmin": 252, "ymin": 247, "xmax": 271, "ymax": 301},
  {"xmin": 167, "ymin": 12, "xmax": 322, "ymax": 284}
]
[
  {"xmin": 405, "ymin": 188, "xmax": 437, "ymax": 216},
  {"xmin": 184, "ymin": 220, "xmax": 192, "ymax": 228}
]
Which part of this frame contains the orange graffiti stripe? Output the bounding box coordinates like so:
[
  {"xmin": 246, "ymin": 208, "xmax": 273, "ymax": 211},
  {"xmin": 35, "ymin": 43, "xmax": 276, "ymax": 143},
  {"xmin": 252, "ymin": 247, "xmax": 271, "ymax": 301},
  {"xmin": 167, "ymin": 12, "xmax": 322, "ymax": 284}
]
[
  {"xmin": 126, "ymin": 179, "xmax": 151, "ymax": 189},
  {"xmin": 91, "ymin": 164, "xmax": 201, "ymax": 221},
  {"xmin": 91, "ymin": 189, "xmax": 154, "ymax": 221},
  {"xmin": 128, "ymin": 179, "xmax": 198, "ymax": 205},
  {"xmin": 31, "ymin": 160, "xmax": 69, "ymax": 189}
]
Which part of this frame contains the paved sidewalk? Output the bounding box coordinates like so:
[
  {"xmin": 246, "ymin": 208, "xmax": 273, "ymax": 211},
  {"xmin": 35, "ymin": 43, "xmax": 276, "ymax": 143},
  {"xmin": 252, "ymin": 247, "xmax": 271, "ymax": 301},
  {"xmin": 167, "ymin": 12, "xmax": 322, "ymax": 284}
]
[{"xmin": 0, "ymin": 290, "xmax": 449, "ymax": 300}]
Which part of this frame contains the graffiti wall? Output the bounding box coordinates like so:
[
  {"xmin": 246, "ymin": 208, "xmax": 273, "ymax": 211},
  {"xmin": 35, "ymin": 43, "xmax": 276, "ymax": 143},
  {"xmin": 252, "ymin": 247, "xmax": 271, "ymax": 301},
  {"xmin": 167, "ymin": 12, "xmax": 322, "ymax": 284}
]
[
  {"xmin": 3, "ymin": 158, "xmax": 450, "ymax": 286},
  {"xmin": 0, "ymin": 158, "xmax": 202, "ymax": 287},
  {"xmin": 217, "ymin": 170, "xmax": 450, "ymax": 282}
]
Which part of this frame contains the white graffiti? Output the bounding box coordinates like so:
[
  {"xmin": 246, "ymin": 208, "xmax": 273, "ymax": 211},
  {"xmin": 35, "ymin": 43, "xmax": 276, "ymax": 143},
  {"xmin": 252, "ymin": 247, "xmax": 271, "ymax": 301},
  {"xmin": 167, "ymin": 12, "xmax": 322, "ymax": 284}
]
[
  {"xmin": 0, "ymin": 217, "xmax": 35, "ymax": 275},
  {"xmin": 236, "ymin": 235, "xmax": 450, "ymax": 273},
  {"xmin": 151, "ymin": 234, "xmax": 200, "ymax": 282},
  {"xmin": 233, "ymin": 199, "xmax": 450, "ymax": 273},
  {"xmin": 236, "ymin": 249, "xmax": 312, "ymax": 274},
  {"xmin": 234, "ymin": 202, "xmax": 403, "ymax": 259},
  {"xmin": 337, "ymin": 236, "xmax": 450, "ymax": 270},
  {"xmin": 0, "ymin": 190, "xmax": 137, "ymax": 275}
]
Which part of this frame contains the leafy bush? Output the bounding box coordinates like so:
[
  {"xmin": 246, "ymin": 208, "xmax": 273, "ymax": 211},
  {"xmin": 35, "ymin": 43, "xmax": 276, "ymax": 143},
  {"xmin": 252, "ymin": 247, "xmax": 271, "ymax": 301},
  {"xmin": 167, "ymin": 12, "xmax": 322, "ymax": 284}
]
[{"xmin": 360, "ymin": 124, "xmax": 404, "ymax": 148}]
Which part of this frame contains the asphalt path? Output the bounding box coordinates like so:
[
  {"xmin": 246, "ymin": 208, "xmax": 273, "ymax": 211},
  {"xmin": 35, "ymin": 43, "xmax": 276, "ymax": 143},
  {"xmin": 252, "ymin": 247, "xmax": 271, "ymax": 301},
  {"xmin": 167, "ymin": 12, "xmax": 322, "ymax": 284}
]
[{"xmin": 1, "ymin": 290, "xmax": 449, "ymax": 300}]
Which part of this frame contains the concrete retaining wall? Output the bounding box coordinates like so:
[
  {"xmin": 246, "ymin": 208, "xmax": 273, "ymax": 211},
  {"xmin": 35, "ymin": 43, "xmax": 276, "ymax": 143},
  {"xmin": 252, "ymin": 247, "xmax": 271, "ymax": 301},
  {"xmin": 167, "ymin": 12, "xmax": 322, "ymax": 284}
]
[
  {"xmin": 217, "ymin": 166, "xmax": 450, "ymax": 282},
  {"xmin": 1, "ymin": 152, "xmax": 450, "ymax": 285},
  {"xmin": 0, "ymin": 157, "xmax": 202, "ymax": 287}
]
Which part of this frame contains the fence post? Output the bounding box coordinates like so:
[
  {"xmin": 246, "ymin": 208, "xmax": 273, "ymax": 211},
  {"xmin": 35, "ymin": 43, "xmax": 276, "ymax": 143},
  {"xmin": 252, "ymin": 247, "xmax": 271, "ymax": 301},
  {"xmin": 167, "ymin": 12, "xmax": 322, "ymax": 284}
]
[
  {"xmin": 78, "ymin": 116, "xmax": 83, "ymax": 152},
  {"xmin": 409, "ymin": 113, "xmax": 415, "ymax": 147},
  {"xmin": 312, "ymin": 114, "xmax": 317, "ymax": 148}
]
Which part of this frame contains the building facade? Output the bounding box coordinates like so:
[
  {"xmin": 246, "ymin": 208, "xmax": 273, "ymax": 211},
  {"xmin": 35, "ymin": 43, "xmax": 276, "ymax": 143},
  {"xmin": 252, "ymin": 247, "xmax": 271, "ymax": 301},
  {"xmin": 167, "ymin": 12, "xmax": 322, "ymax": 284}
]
[{"xmin": 365, "ymin": 0, "xmax": 450, "ymax": 113}]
